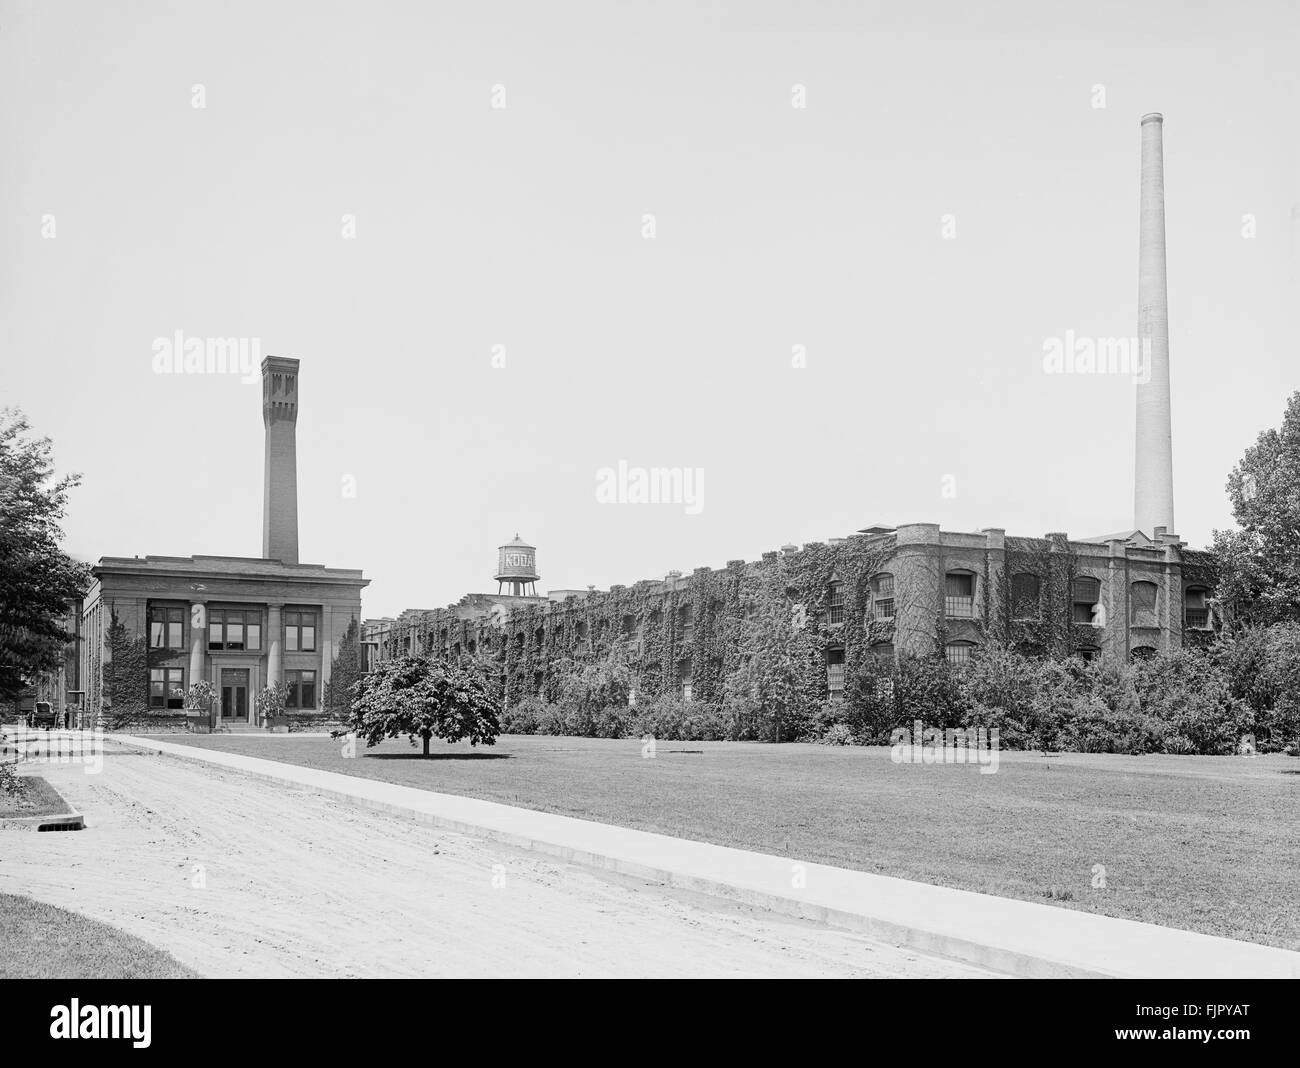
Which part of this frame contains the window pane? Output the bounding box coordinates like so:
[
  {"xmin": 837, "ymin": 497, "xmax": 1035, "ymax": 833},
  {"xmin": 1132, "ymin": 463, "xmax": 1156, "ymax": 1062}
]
[
  {"xmin": 246, "ymin": 623, "xmax": 261, "ymax": 650},
  {"xmin": 150, "ymin": 669, "xmax": 164, "ymax": 682},
  {"xmin": 301, "ymin": 626, "xmax": 316, "ymax": 651},
  {"xmin": 168, "ymin": 608, "xmax": 184, "ymax": 623},
  {"xmin": 286, "ymin": 627, "xmax": 299, "ymax": 652},
  {"xmin": 301, "ymin": 678, "xmax": 316, "ymax": 709},
  {"xmin": 209, "ymin": 622, "xmax": 223, "ymax": 649},
  {"xmin": 1131, "ymin": 582, "xmax": 1158, "ymax": 626},
  {"xmin": 150, "ymin": 622, "xmax": 165, "ymax": 648},
  {"xmin": 227, "ymin": 622, "xmax": 243, "ymax": 650},
  {"xmin": 168, "ymin": 622, "xmax": 183, "ymax": 647}
]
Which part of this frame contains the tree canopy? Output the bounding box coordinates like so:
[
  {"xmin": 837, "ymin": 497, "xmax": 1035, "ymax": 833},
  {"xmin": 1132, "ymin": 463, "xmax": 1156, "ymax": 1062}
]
[
  {"xmin": 0, "ymin": 408, "xmax": 89, "ymax": 703},
  {"xmin": 342, "ymin": 654, "xmax": 500, "ymax": 755},
  {"xmin": 1212, "ymin": 391, "xmax": 1300, "ymax": 627}
]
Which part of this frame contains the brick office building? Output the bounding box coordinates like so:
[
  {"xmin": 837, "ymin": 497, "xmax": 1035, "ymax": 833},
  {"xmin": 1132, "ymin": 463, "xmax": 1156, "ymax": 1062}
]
[
  {"xmin": 76, "ymin": 357, "xmax": 368, "ymax": 728},
  {"xmin": 363, "ymin": 524, "xmax": 1215, "ymax": 712},
  {"xmin": 364, "ymin": 113, "xmax": 1215, "ymax": 712}
]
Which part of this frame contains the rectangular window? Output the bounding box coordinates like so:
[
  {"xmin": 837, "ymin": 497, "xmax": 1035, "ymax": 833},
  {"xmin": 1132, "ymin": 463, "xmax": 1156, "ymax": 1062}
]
[
  {"xmin": 149, "ymin": 667, "xmax": 185, "ymax": 709},
  {"xmin": 944, "ymin": 574, "xmax": 975, "ymax": 618},
  {"xmin": 872, "ymin": 574, "xmax": 896, "ymax": 621},
  {"xmin": 827, "ymin": 583, "xmax": 845, "ymax": 625},
  {"xmin": 1130, "ymin": 582, "xmax": 1158, "ymax": 628},
  {"xmin": 285, "ymin": 610, "xmax": 317, "ymax": 653},
  {"xmin": 826, "ymin": 647, "xmax": 846, "ymax": 696},
  {"xmin": 1072, "ymin": 577, "xmax": 1102, "ymax": 624},
  {"xmin": 827, "ymin": 663, "xmax": 845, "ymax": 692},
  {"xmin": 149, "ymin": 606, "xmax": 185, "ymax": 649},
  {"xmin": 208, "ymin": 609, "xmax": 263, "ymax": 651},
  {"xmin": 285, "ymin": 669, "xmax": 317, "ymax": 709}
]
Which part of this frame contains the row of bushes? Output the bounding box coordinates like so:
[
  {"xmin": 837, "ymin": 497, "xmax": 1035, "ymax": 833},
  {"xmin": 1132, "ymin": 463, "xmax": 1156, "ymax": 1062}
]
[{"xmin": 500, "ymin": 624, "xmax": 1300, "ymax": 755}]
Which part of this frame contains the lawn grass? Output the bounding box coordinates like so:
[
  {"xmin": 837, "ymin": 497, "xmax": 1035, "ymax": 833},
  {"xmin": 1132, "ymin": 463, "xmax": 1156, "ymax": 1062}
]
[
  {"xmin": 0, "ymin": 772, "xmax": 71, "ymax": 819},
  {"xmin": 144, "ymin": 733, "xmax": 1300, "ymax": 950},
  {"xmin": 0, "ymin": 894, "xmax": 198, "ymax": 978}
]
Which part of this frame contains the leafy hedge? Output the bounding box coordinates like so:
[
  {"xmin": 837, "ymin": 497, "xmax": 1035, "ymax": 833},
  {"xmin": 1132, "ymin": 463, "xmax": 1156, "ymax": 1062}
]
[{"xmin": 498, "ymin": 624, "xmax": 1300, "ymax": 755}]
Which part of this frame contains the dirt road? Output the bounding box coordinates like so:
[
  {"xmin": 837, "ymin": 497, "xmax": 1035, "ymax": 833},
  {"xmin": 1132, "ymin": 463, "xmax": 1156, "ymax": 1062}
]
[{"xmin": 0, "ymin": 745, "xmax": 996, "ymax": 978}]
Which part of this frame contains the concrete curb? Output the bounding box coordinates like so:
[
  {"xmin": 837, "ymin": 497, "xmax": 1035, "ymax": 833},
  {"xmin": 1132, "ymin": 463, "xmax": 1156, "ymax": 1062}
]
[
  {"xmin": 0, "ymin": 770, "xmax": 84, "ymax": 832},
  {"xmin": 113, "ymin": 735, "xmax": 1300, "ymax": 979}
]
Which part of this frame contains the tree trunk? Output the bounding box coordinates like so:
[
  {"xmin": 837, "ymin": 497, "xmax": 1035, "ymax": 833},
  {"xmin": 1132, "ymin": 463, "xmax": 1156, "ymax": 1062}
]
[{"xmin": 422, "ymin": 732, "xmax": 430, "ymax": 757}]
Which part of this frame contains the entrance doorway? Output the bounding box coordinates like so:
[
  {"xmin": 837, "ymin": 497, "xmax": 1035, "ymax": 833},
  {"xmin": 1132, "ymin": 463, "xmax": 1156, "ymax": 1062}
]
[{"xmin": 220, "ymin": 669, "xmax": 250, "ymax": 722}]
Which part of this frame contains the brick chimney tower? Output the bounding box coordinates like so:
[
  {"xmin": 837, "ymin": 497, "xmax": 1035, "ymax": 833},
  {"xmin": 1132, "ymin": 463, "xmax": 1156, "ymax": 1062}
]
[
  {"xmin": 1134, "ymin": 113, "xmax": 1176, "ymax": 535},
  {"xmin": 261, "ymin": 355, "xmax": 300, "ymax": 564}
]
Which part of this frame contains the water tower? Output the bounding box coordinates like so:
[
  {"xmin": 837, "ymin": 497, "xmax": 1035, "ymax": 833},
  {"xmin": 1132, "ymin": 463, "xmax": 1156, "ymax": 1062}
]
[{"xmin": 495, "ymin": 534, "xmax": 540, "ymax": 597}]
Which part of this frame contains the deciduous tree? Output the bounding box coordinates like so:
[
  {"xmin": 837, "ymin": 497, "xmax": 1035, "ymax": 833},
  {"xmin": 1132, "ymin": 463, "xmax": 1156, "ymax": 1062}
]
[
  {"xmin": 0, "ymin": 409, "xmax": 89, "ymax": 704},
  {"xmin": 343, "ymin": 655, "xmax": 500, "ymax": 755}
]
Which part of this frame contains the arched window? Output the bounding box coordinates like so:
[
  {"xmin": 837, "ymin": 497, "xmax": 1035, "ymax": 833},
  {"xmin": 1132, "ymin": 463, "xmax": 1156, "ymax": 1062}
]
[
  {"xmin": 1011, "ymin": 573, "xmax": 1041, "ymax": 621},
  {"xmin": 649, "ymin": 607, "xmax": 663, "ymax": 627},
  {"xmin": 1076, "ymin": 646, "xmax": 1100, "ymax": 662},
  {"xmin": 944, "ymin": 640, "xmax": 977, "ymax": 665},
  {"xmin": 870, "ymin": 642, "xmax": 895, "ymax": 662},
  {"xmin": 1130, "ymin": 581, "xmax": 1159, "ymax": 628},
  {"xmin": 533, "ymin": 626, "xmax": 544, "ymax": 648},
  {"xmin": 1130, "ymin": 645, "xmax": 1158, "ymax": 662},
  {"xmin": 467, "ymin": 639, "xmax": 477, "ymax": 655},
  {"xmin": 1184, "ymin": 587, "xmax": 1210, "ymax": 630},
  {"xmin": 944, "ymin": 571, "xmax": 976, "ymax": 618},
  {"xmin": 575, "ymin": 620, "xmax": 589, "ymax": 653},
  {"xmin": 621, "ymin": 614, "xmax": 637, "ymax": 636},
  {"xmin": 825, "ymin": 645, "xmax": 846, "ymax": 698},
  {"xmin": 1072, "ymin": 576, "xmax": 1102, "ymax": 624},
  {"xmin": 827, "ymin": 580, "xmax": 845, "ymax": 625},
  {"xmin": 679, "ymin": 604, "xmax": 694, "ymax": 640},
  {"xmin": 870, "ymin": 573, "xmax": 895, "ymax": 622}
]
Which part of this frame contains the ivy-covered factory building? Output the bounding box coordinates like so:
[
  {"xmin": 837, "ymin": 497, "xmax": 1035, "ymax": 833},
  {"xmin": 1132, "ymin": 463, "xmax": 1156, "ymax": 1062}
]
[{"xmin": 363, "ymin": 523, "xmax": 1216, "ymax": 711}]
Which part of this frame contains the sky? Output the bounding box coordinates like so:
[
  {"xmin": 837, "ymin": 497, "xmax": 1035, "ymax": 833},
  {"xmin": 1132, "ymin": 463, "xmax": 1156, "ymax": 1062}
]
[{"xmin": 2, "ymin": 0, "xmax": 1297, "ymax": 618}]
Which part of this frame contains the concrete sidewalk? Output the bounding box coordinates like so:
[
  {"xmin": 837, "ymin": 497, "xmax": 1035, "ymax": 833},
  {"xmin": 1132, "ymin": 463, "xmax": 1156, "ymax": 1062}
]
[{"xmin": 113, "ymin": 734, "xmax": 1300, "ymax": 979}]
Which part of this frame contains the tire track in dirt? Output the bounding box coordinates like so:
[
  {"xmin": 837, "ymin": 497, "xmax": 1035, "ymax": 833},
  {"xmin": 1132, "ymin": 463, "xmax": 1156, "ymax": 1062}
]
[{"xmin": 0, "ymin": 750, "xmax": 998, "ymax": 978}]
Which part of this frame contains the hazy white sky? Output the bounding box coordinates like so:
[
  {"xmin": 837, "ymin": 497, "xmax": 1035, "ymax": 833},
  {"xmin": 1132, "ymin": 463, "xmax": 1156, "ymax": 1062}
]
[{"xmin": 3, "ymin": 0, "xmax": 1297, "ymax": 617}]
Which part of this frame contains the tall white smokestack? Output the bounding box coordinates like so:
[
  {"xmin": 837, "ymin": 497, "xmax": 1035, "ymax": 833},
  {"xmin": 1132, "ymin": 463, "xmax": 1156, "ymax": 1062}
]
[{"xmin": 1135, "ymin": 112, "xmax": 1175, "ymax": 535}]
